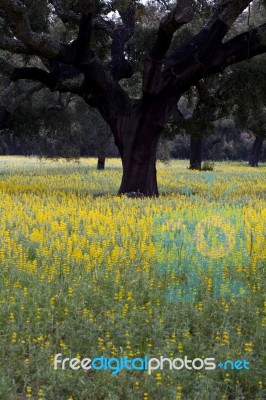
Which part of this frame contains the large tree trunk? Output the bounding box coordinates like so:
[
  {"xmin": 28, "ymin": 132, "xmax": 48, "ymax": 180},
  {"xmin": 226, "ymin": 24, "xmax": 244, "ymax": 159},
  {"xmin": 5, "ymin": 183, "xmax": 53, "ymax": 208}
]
[
  {"xmin": 118, "ymin": 141, "xmax": 159, "ymax": 196},
  {"xmin": 249, "ymin": 136, "xmax": 264, "ymax": 167},
  {"xmin": 109, "ymin": 101, "xmax": 166, "ymax": 196},
  {"xmin": 189, "ymin": 135, "xmax": 202, "ymax": 170}
]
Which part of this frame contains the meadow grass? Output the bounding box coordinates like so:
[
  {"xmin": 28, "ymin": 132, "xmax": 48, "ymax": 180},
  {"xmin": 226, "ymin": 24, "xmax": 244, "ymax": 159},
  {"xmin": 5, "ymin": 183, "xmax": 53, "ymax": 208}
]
[{"xmin": 0, "ymin": 157, "xmax": 265, "ymax": 400}]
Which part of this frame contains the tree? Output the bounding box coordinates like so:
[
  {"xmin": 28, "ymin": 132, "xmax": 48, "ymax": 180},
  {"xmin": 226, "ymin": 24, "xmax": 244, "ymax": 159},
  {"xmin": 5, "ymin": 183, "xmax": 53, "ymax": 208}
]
[
  {"xmin": 221, "ymin": 57, "xmax": 266, "ymax": 167},
  {"xmin": 0, "ymin": 81, "xmax": 43, "ymax": 129},
  {"xmin": 165, "ymin": 0, "xmax": 266, "ymax": 169},
  {"xmin": 168, "ymin": 81, "xmax": 218, "ymax": 170},
  {"xmin": 0, "ymin": 80, "xmax": 115, "ymax": 162},
  {"xmin": 1, "ymin": 0, "xmax": 266, "ymax": 195},
  {"xmin": 249, "ymin": 136, "xmax": 264, "ymax": 166}
]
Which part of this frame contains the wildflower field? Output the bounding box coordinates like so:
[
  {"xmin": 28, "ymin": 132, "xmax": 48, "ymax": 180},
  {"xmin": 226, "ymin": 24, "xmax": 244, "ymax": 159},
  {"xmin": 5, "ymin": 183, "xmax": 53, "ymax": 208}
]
[{"xmin": 0, "ymin": 157, "xmax": 265, "ymax": 400}]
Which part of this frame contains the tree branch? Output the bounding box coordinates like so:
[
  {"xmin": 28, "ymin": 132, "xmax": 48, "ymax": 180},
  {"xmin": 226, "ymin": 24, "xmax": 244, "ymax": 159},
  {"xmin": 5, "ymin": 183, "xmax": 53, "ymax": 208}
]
[
  {"xmin": 0, "ymin": 1, "xmax": 110, "ymax": 98},
  {"xmin": 0, "ymin": 82, "xmax": 16, "ymax": 104},
  {"xmin": 76, "ymin": 12, "xmax": 94, "ymax": 65},
  {"xmin": 7, "ymin": 83, "xmax": 44, "ymax": 113},
  {"xmin": 209, "ymin": 23, "xmax": 266, "ymax": 73},
  {"xmin": 93, "ymin": 16, "xmax": 115, "ymax": 37},
  {"xmin": 10, "ymin": 66, "xmax": 85, "ymax": 95},
  {"xmin": 161, "ymin": 0, "xmax": 254, "ymax": 96},
  {"xmin": 0, "ymin": 35, "xmax": 30, "ymax": 54},
  {"xmin": 1, "ymin": 0, "xmax": 61, "ymax": 58},
  {"xmin": 142, "ymin": 0, "xmax": 194, "ymax": 96},
  {"xmin": 42, "ymin": 0, "xmax": 126, "ymax": 116},
  {"xmin": 49, "ymin": 0, "xmax": 80, "ymax": 24},
  {"xmin": 206, "ymin": 0, "xmax": 252, "ymax": 30},
  {"xmin": 11, "ymin": 67, "xmax": 58, "ymax": 88},
  {"xmin": 49, "ymin": 0, "xmax": 115, "ymax": 36},
  {"xmin": 194, "ymin": 0, "xmax": 253, "ymax": 66},
  {"xmin": 109, "ymin": 3, "xmax": 136, "ymax": 81},
  {"xmin": 70, "ymin": 7, "xmax": 110, "ymax": 95},
  {"xmin": 151, "ymin": 0, "xmax": 194, "ymax": 60}
]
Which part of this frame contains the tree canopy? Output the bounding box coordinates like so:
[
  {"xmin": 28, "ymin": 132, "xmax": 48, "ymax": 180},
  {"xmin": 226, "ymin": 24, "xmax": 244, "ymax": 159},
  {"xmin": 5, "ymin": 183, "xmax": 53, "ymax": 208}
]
[{"xmin": 1, "ymin": 0, "xmax": 266, "ymax": 195}]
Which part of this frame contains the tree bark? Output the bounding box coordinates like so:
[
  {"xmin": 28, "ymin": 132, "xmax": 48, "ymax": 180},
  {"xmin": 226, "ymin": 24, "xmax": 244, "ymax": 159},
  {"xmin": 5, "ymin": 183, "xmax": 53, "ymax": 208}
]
[
  {"xmin": 108, "ymin": 101, "xmax": 166, "ymax": 196},
  {"xmin": 118, "ymin": 146, "xmax": 159, "ymax": 196},
  {"xmin": 97, "ymin": 156, "xmax": 105, "ymax": 170},
  {"xmin": 189, "ymin": 135, "xmax": 202, "ymax": 170},
  {"xmin": 0, "ymin": 110, "xmax": 10, "ymax": 129},
  {"xmin": 249, "ymin": 136, "xmax": 264, "ymax": 167}
]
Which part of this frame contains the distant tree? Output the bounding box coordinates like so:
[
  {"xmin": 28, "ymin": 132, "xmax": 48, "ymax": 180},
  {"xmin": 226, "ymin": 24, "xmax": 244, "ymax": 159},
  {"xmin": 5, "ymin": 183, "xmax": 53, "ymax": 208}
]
[
  {"xmin": 224, "ymin": 60, "xmax": 266, "ymax": 167},
  {"xmin": 249, "ymin": 136, "xmax": 264, "ymax": 167},
  {"xmin": 159, "ymin": 0, "xmax": 266, "ymax": 169},
  {"xmin": 0, "ymin": 80, "xmax": 115, "ymax": 163}
]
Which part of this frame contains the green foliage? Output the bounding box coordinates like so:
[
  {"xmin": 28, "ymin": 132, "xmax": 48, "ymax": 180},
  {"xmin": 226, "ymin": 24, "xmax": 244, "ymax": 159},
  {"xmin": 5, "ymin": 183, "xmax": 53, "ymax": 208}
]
[
  {"xmin": 9, "ymin": 91, "xmax": 115, "ymax": 159},
  {"xmin": 24, "ymin": 0, "xmax": 49, "ymax": 32},
  {"xmin": 126, "ymin": 25, "xmax": 157, "ymax": 71}
]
